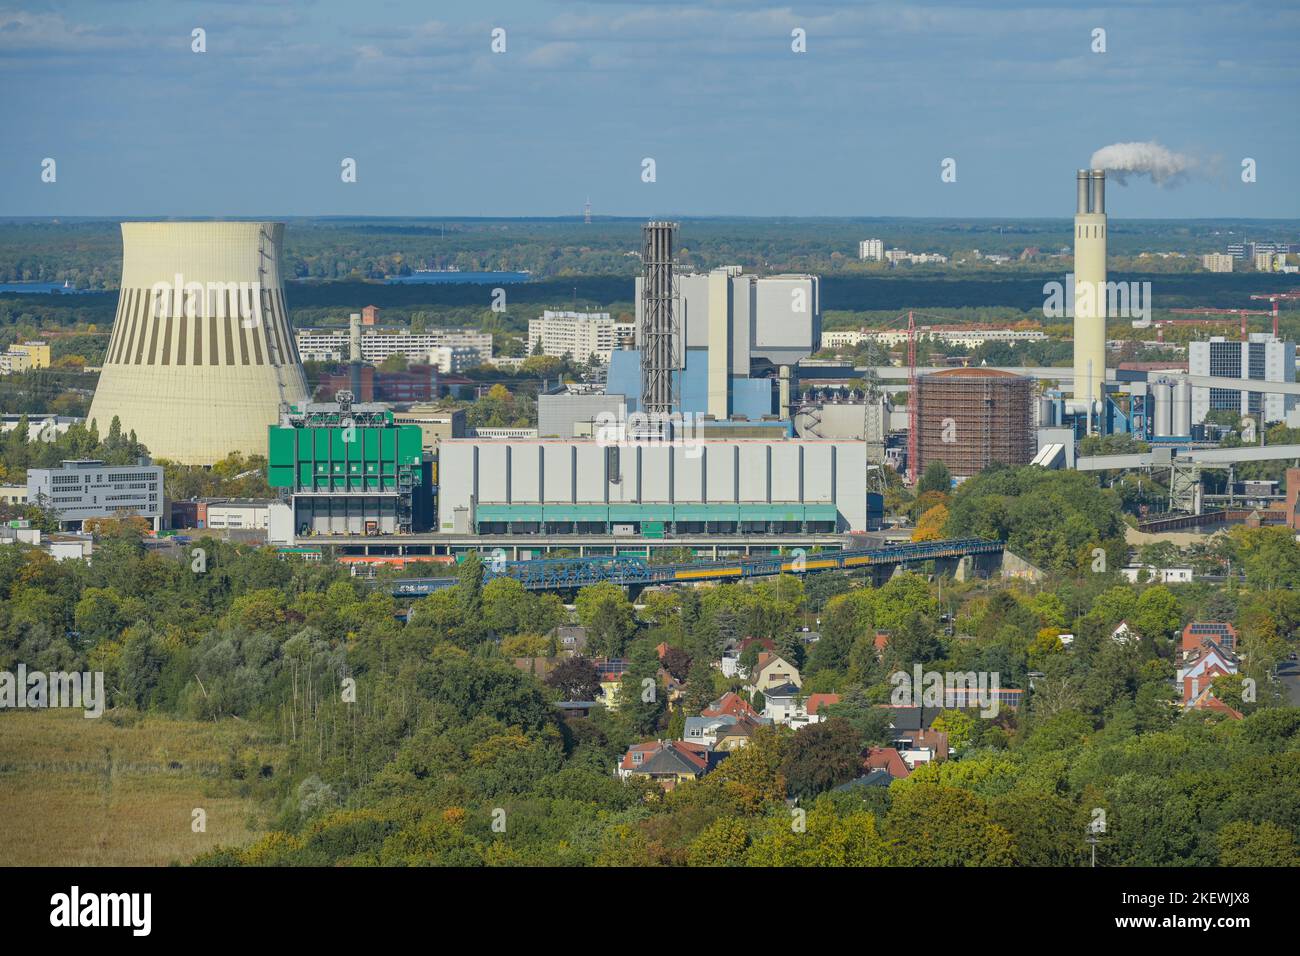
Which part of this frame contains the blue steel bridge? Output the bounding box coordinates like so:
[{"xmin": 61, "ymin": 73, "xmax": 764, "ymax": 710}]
[{"xmin": 389, "ymin": 537, "xmax": 1004, "ymax": 597}]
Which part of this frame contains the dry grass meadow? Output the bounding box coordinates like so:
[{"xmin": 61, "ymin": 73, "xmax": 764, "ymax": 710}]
[{"xmin": 0, "ymin": 708, "xmax": 282, "ymax": 866}]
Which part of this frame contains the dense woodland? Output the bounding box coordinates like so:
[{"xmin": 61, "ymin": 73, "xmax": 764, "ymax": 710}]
[{"xmin": 1, "ymin": 468, "xmax": 1297, "ymax": 867}]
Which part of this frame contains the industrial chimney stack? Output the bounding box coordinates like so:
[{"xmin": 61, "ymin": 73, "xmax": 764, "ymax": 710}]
[{"xmin": 1072, "ymin": 169, "xmax": 1108, "ymax": 405}]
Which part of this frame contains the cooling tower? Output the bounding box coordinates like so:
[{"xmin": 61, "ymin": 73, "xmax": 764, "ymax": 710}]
[
  {"xmin": 1072, "ymin": 169, "xmax": 1107, "ymax": 403},
  {"xmin": 88, "ymin": 222, "xmax": 309, "ymax": 465}
]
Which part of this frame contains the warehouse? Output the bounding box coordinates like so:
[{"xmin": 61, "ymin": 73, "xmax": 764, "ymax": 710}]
[{"xmin": 436, "ymin": 438, "xmax": 868, "ymax": 536}]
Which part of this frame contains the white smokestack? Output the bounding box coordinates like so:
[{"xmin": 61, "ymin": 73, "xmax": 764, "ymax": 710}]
[{"xmin": 1089, "ymin": 141, "xmax": 1195, "ymax": 186}]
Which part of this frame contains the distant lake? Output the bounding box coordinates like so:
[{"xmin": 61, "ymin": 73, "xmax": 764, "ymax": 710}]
[
  {"xmin": 386, "ymin": 271, "xmax": 531, "ymax": 285},
  {"xmin": 0, "ymin": 281, "xmax": 94, "ymax": 294}
]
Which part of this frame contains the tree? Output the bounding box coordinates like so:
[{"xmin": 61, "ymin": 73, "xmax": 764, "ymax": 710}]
[
  {"xmin": 1133, "ymin": 586, "xmax": 1181, "ymax": 641},
  {"xmin": 917, "ymin": 461, "xmax": 952, "ymax": 495},
  {"xmin": 912, "ymin": 503, "xmax": 949, "ymax": 542},
  {"xmin": 781, "ymin": 717, "xmax": 863, "ymax": 800},
  {"xmin": 660, "ymin": 646, "xmax": 691, "ymax": 682},
  {"xmin": 1216, "ymin": 821, "xmax": 1300, "ymax": 866},
  {"xmin": 545, "ymin": 656, "xmax": 602, "ymax": 701},
  {"xmin": 885, "ymin": 784, "xmax": 1017, "ymax": 866},
  {"xmin": 931, "ymin": 709, "xmax": 976, "ymax": 751},
  {"xmin": 457, "ymin": 552, "xmax": 484, "ymax": 622}
]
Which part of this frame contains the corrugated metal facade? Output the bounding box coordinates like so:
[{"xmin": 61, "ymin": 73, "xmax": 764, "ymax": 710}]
[{"xmin": 437, "ymin": 439, "xmax": 866, "ymax": 533}]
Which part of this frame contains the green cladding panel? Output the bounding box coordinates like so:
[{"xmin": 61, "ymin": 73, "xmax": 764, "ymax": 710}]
[{"xmin": 267, "ymin": 423, "xmax": 425, "ymax": 493}]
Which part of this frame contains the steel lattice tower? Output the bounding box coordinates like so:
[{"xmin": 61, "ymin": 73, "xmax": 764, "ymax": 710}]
[{"xmin": 640, "ymin": 221, "xmax": 678, "ymax": 417}]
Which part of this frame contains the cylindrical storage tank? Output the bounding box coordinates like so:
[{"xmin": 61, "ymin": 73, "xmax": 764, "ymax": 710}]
[
  {"xmin": 1172, "ymin": 379, "xmax": 1192, "ymax": 436},
  {"xmin": 1038, "ymin": 396, "xmax": 1053, "ymax": 427},
  {"xmin": 1151, "ymin": 381, "xmax": 1173, "ymax": 437},
  {"xmin": 915, "ymin": 368, "xmax": 1035, "ymax": 480}
]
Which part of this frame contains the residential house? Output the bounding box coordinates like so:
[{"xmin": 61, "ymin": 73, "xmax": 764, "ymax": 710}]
[
  {"xmin": 1110, "ymin": 621, "xmax": 1137, "ymax": 645},
  {"xmin": 552, "ymin": 626, "xmax": 588, "ymax": 656},
  {"xmin": 594, "ymin": 658, "xmax": 628, "ymax": 711},
  {"xmin": 834, "ymin": 768, "xmax": 894, "ymax": 791},
  {"xmin": 618, "ymin": 740, "xmax": 727, "ymax": 790},
  {"xmin": 747, "ymin": 652, "xmax": 802, "ymax": 694},
  {"xmin": 863, "ymin": 746, "xmax": 911, "ymax": 779},
  {"xmin": 762, "ymin": 681, "xmax": 802, "ymax": 723},
  {"xmin": 702, "ymin": 691, "xmax": 761, "ymax": 722},
  {"xmin": 1178, "ymin": 644, "xmax": 1239, "ymax": 713},
  {"xmin": 1181, "ymin": 622, "xmax": 1238, "ymax": 659},
  {"xmin": 768, "ymin": 690, "xmax": 841, "ymax": 728}
]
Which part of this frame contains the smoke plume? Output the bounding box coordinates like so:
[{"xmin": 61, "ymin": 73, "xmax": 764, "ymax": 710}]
[{"xmin": 1089, "ymin": 141, "xmax": 1195, "ymax": 186}]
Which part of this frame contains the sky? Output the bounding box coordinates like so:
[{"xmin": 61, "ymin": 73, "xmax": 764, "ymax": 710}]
[{"xmin": 0, "ymin": 0, "xmax": 1297, "ymax": 219}]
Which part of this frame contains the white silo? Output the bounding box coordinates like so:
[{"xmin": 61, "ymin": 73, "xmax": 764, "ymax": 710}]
[
  {"xmin": 1172, "ymin": 378, "xmax": 1192, "ymax": 436},
  {"xmin": 88, "ymin": 222, "xmax": 309, "ymax": 464},
  {"xmin": 1151, "ymin": 381, "xmax": 1173, "ymax": 438}
]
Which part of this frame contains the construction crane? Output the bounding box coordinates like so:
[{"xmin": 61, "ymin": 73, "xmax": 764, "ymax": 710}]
[
  {"xmin": 1166, "ymin": 307, "xmax": 1273, "ymax": 341},
  {"xmin": 1249, "ymin": 292, "xmax": 1300, "ymax": 336}
]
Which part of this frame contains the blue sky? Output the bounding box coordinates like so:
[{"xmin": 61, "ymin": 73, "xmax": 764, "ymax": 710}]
[{"xmin": 1, "ymin": 0, "xmax": 1296, "ymax": 219}]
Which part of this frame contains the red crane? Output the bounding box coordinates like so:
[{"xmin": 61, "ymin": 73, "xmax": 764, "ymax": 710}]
[
  {"xmin": 1167, "ymin": 307, "xmax": 1272, "ymax": 340},
  {"xmin": 1249, "ymin": 292, "xmax": 1300, "ymax": 337},
  {"xmin": 906, "ymin": 310, "xmax": 919, "ymax": 484}
]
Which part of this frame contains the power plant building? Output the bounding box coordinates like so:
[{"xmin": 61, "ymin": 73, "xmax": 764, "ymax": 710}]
[
  {"xmin": 1189, "ymin": 334, "xmax": 1297, "ymax": 424},
  {"xmin": 619, "ymin": 267, "xmax": 821, "ymax": 420},
  {"xmin": 88, "ymin": 222, "xmax": 309, "ymax": 464},
  {"xmin": 436, "ymin": 438, "xmax": 869, "ymax": 536},
  {"xmin": 914, "ymin": 368, "xmax": 1034, "ymax": 479}
]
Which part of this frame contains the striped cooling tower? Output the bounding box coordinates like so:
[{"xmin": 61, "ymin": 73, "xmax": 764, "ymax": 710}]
[{"xmin": 88, "ymin": 222, "xmax": 309, "ymax": 464}]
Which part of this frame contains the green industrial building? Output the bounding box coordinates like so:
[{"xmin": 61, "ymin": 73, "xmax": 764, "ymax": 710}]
[{"xmin": 268, "ymin": 398, "xmax": 428, "ymax": 535}]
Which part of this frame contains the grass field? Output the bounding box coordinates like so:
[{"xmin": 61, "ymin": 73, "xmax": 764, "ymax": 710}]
[{"xmin": 0, "ymin": 709, "xmax": 283, "ymax": 866}]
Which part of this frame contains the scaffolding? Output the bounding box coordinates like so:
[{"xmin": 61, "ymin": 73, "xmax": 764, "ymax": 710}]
[{"xmin": 915, "ymin": 369, "xmax": 1035, "ymax": 478}]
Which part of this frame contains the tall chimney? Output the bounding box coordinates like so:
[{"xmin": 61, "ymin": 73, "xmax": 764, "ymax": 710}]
[
  {"xmin": 1076, "ymin": 170, "xmax": 1089, "ymax": 215},
  {"xmin": 1089, "ymin": 169, "xmax": 1106, "ymax": 215}
]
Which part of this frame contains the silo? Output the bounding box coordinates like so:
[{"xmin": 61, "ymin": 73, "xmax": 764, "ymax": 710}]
[
  {"xmin": 1172, "ymin": 379, "xmax": 1192, "ymax": 436},
  {"xmin": 88, "ymin": 222, "xmax": 309, "ymax": 464},
  {"xmin": 1151, "ymin": 381, "xmax": 1173, "ymax": 438}
]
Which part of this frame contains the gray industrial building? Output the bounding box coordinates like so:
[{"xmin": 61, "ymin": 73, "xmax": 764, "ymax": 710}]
[
  {"xmin": 27, "ymin": 458, "xmax": 164, "ymax": 531},
  {"xmin": 633, "ymin": 268, "xmax": 821, "ymax": 369},
  {"xmin": 538, "ymin": 393, "xmax": 627, "ymax": 438},
  {"xmin": 1189, "ymin": 334, "xmax": 1297, "ymax": 424},
  {"xmin": 436, "ymin": 438, "xmax": 868, "ymax": 536}
]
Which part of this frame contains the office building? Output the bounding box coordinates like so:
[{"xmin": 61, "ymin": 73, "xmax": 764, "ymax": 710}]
[{"xmin": 27, "ymin": 458, "xmax": 164, "ymax": 531}]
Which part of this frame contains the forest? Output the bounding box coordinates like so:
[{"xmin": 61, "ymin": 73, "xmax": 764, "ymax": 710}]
[{"xmin": 1, "ymin": 467, "xmax": 1297, "ymax": 867}]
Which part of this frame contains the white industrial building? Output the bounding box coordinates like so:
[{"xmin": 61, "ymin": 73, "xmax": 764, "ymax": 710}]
[
  {"xmin": 1188, "ymin": 334, "xmax": 1297, "ymax": 424},
  {"xmin": 527, "ymin": 311, "xmax": 630, "ymax": 364},
  {"xmin": 27, "ymin": 459, "xmax": 164, "ymax": 531},
  {"xmin": 436, "ymin": 438, "xmax": 868, "ymax": 536},
  {"xmin": 633, "ymin": 268, "xmax": 821, "ymax": 370},
  {"xmin": 294, "ymin": 327, "xmax": 491, "ymax": 365}
]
